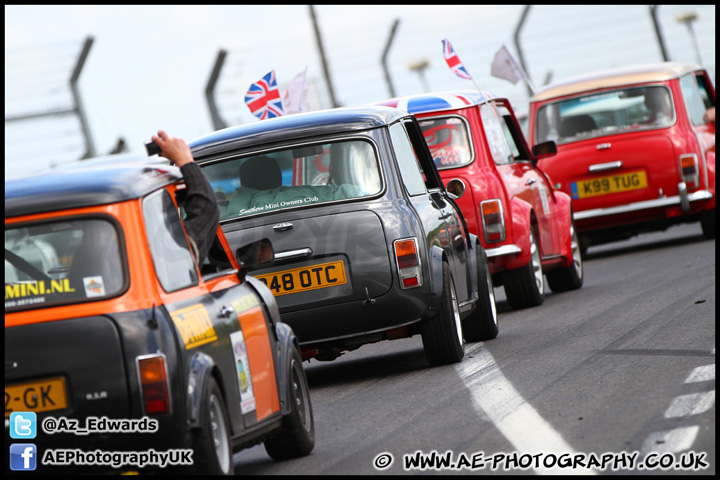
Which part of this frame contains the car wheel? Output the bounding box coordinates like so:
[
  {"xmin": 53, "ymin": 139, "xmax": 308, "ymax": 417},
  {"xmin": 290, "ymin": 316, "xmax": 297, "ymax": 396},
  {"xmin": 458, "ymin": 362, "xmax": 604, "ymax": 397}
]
[
  {"xmin": 701, "ymin": 209, "xmax": 715, "ymax": 239},
  {"xmin": 421, "ymin": 262, "xmax": 464, "ymax": 366},
  {"xmin": 546, "ymin": 223, "xmax": 584, "ymax": 293},
  {"xmin": 192, "ymin": 376, "xmax": 234, "ymax": 475},
  {"xmin": 264, "ymin": 344, "xmax": 315, "ymax": 460},
  {"xmin": 503, "ymin": 228, "xmax": 545, "ymax": 309},
  {"xmin": 462, "ymin": 245, "xmax": 498, "ymax": 342}
]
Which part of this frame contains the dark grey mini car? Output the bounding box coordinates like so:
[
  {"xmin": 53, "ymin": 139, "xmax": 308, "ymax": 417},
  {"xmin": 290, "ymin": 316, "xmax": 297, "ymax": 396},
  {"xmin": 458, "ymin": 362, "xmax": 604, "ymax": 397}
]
[{"xmin": 190, "ymin": 106, "xmax": 498, "ymax": 366}]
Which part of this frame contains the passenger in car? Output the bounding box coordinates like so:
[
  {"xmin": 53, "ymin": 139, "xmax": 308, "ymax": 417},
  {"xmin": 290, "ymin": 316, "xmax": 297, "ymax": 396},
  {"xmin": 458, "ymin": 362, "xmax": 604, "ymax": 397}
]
[
  {"xmin": 151, "ymin": 130, "xmax": 220, "ymax": 264},
  {"xmin": 644, "ymin": 88, "xmax": 672, "ymax": 125}
]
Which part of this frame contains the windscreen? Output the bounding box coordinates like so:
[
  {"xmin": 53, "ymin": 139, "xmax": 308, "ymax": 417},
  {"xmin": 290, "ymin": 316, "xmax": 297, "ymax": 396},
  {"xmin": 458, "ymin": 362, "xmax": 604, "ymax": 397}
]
[
  {"xmin": 201, "ymin": 139, "xmax": 383, "ymax": 221},
  {"xmin": 535, "ymin": 85, "xmax": 675, "ymax": 144},
  {"xmin": 5, "ymin": 218, "xmax": 126, "ymax": 311}
]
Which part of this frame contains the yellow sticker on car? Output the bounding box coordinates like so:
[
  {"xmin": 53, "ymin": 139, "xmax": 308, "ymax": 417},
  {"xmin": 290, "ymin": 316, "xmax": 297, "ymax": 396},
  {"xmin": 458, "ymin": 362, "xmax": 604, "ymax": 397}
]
[
  {"xmin": 170, "ymin": 303, "xmax": 217, "ymax": 349},
  {"xmin": 571, "ymin": 171, "xmax": 647, "ymax": 199},
  {"xmin": 254, "ymin": 260, "xmax": 347, "ymax": 296}
]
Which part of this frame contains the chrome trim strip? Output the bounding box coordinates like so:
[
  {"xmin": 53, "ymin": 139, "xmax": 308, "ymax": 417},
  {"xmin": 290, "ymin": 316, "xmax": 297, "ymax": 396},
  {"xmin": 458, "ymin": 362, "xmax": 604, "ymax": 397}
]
[
  {"xmin": 274, "ymin": 248, "xmax": 313, "ymax": 260},
  {"xmin": 485, "ymin": 244, "xmax": 522, "ymax": 258},
  {"xmin": 573, "ymin": 190, "xmax": 713, "ymax": 220}
]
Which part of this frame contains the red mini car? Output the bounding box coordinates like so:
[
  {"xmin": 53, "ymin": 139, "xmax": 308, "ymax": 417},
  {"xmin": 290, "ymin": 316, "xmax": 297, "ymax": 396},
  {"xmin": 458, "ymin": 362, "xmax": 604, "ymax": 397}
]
[
  {"xmin": 527, "ymin": 62, "xmax": 715, "ymax": 251},
  {"xmin": 373, "ymin": 91, "xmax": 582, "ymax": 309}
]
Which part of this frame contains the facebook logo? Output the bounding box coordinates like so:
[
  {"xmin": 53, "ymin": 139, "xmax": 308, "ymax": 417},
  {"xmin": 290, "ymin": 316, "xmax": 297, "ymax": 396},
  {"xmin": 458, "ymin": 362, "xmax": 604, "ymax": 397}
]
[
  {"xmin": 9, "ymin": 412, "xmax": 37, "ymax": 439},
  {"xmin": 10, "ymin": 443, "xmax": 37, "ymax": 471}
]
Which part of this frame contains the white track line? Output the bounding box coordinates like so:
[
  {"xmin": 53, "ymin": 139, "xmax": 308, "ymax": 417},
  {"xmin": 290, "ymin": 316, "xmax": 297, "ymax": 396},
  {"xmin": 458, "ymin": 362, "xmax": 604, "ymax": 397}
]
[{"xmin": 456, "ymin": 343, "xmax": 596, "ymax": 475}]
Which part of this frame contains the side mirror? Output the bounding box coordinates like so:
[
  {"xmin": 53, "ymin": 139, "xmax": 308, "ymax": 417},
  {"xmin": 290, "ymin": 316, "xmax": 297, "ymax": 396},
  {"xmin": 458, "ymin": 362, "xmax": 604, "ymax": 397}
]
[
  {"xmin": 445, "ymin": 178, "xmax": 466, "ymax": 199},
  {"xmin": 532, "ymin": 140, "xmax": 557, "ymax": 162},
  {"xmin": 236, "ymin": 238, "xmax": 275, "ymax": 270}
]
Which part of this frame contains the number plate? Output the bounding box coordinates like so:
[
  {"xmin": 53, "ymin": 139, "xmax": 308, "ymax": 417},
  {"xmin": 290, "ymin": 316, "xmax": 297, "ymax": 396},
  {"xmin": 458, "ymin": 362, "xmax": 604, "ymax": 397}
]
[
  {"xmin": 254, "ymin": 260, "xmax": 347, "ymax": 296},
  {"xmin": 571, "ymin": 171, "xmax": 647, "ymax": 199},
  {"xmin": 5, "ymin": 377, "xmax": 68, "ymax": 418}
]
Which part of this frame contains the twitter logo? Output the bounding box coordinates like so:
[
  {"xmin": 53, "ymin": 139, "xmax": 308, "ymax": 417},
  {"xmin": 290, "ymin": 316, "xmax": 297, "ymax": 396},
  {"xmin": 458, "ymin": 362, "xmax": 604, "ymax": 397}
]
[{"xmin": 9, "ymin": 412, "xmax": 37, "ymax": 439}]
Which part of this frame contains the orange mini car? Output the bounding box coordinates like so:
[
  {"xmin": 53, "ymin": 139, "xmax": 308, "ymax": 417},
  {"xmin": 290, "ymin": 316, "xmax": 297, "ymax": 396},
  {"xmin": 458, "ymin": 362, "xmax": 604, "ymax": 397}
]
[
  {"xmin": 528, "ymin": 62, "xmax": 715, "ymax": 251},
  {"xmin": 5, "ymin": 155, "xmax": 314, "ymax": 474}
]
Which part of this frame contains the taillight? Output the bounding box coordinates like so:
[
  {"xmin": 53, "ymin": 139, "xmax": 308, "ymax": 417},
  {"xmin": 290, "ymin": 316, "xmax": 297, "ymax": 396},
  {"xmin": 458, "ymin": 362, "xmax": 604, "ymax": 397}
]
[
  {"xmin": 679, "ymin": 153, "xmax": 699, "ymax": 188},
  {"xmin": 394, "ymin": 238, "xmax": 422, "ymax": 289},
  {"xmin": 137, "ymin": 354, "xmax": 171, "ymax": 415},
  {"xmin": 480, "ymin": 199, "xmax": 506, "ymax": 243}
]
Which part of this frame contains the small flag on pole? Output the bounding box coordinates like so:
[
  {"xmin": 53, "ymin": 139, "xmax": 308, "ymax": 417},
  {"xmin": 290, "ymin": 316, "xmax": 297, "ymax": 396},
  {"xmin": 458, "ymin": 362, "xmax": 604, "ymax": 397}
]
[
  {"xmin": 442, "ymin": 39, "xmax": 472, "ymax": 80},
  {"xmin": 491, "ymin": 45, "xmax": 523, "ymax": 84},
  {"xmin": 245, "ymin": 70, "xmax": 285, "ymax": 120},
  {"xmin": 491, "ymin": 44, "xmax": 536, "ymax": 94},
  {"xmin": 283, "ymin": 67, "xmax": 309, "ymax": 115}
]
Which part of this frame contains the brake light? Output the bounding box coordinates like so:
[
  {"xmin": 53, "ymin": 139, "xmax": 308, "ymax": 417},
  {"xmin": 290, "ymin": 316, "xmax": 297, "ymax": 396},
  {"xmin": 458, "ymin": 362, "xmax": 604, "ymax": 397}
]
[
  {"xmin": 394, "ymin": 238, "xmax": 422, "ymax": 289},
  {"xmin": 480, "ymin": 199, "xmax": 506, "ymax": 242},
  {"xmin": 137, "ymin": 354, "xmax": 171, "ymax": 415},
  {"xmin": 679, "ymin": 153, "xmax": 699, "ymax": 188}
]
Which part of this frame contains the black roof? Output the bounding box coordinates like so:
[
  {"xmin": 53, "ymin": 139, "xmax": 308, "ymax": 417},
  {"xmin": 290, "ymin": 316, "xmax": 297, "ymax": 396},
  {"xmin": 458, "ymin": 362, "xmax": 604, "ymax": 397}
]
[
  {"xmin": 189, "ymin": 106, "xmax": 408, "ymax": 158},
  {"xmin": 5, "ymin": 155, "xmax": 182, "ymax": 218}
]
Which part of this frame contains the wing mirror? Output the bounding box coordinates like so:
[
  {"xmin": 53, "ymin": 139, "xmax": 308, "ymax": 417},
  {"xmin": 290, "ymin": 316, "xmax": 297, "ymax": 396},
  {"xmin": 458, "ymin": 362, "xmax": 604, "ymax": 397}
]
[
  {"xmin": 532, "ymin": 140, "xmax": 557, "ymax": 163},
  {"xmin": 235, "ymin": 238, "xmax": 274, "ymax": 281}
]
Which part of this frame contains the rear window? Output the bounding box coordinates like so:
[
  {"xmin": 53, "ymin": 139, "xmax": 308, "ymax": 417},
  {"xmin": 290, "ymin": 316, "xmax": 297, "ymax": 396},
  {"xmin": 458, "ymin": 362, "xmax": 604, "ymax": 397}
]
[
  {"xmin": 5, "ymin": 217, "xmax": 126, "ymax": 311},
  {"xmin": 417, "ymin": 115, "xmax": 474, "ymax": 170},
  {"xmin": 201, "ymin": 139, "xmax": 382, "ymax": 221},
  {"xmin": 535, "ymin": 85, "xmax": 675, "ymax": 144}
]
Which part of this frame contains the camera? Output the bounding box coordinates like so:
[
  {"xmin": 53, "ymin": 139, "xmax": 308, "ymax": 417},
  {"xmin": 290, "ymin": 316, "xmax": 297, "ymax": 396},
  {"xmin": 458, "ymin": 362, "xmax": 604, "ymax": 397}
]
[{"xmin": 145, "ymin": 141, "xmax": 161, "ymax": 156}]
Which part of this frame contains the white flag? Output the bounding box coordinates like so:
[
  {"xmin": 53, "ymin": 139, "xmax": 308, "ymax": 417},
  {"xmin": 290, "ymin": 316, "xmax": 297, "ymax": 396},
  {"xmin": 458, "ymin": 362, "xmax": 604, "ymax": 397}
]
[
  {"xmin": 491, "ymin": 45, "xmax": 524, "ymax": 85},
  {"xmin": 283, "ymin": 67, "xmax": 309, "ymax": 115}
]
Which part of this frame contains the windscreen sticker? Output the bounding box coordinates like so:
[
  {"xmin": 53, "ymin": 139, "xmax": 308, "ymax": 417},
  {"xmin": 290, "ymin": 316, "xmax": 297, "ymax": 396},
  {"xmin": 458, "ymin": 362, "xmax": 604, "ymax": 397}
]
[
  {"xmin": 82, "ymin": 276, "xmax": 106, "ymax": 297},
  {"xmin": 170, "ymin": 304, "xmax": 218, "ymax": 349},
  {"xmin": 5, "ymin": 279, "xmax": 76, "ymax": 309},
  {"xmin": 230, "ymin": 330, "xmax": 257, "ymax": 414}
]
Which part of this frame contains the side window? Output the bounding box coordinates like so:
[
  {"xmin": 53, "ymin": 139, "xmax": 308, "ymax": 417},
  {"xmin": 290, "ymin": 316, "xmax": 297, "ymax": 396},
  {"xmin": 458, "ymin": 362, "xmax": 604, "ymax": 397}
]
[
  {"xmin": 496, "ymin": 105, "xmax": 529, "ymax": 162},
  {"xmin": 389, "ymin": 123, "xmax": 427, "ymax": 196},
  {"xmin": 680, "ymin": 74, "xmax": 710, "ymax": 126},
  {"xmin": 143, "ymin": 189, "xmax": 199, "ymax": 292},
  {"xmin": 480, "ymin": 104, "xmax": 514, "ymax": 165}
]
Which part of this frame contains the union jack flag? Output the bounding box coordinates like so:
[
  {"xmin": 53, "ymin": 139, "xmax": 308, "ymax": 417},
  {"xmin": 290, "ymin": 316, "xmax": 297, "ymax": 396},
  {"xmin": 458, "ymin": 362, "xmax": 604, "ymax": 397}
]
[
  {"xmin": 442, "ymin": 39, "xmax": 472, "ymax": 80},
  {"xmin": 245, "ymin": 70, "xmax": 285, "ymax": 120}
]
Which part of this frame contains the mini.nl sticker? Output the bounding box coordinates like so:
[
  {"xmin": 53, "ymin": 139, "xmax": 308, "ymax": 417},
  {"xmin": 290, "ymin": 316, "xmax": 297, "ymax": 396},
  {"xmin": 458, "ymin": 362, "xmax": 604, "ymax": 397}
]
[{"xmin": 170, "ymin": 303, "xmax": 218, "ymax": 349}]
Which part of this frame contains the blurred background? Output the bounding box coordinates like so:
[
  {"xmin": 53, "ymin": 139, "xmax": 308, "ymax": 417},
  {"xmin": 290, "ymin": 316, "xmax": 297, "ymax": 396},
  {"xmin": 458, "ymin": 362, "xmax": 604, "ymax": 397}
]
[{"xmin": 4, "ymin": 5, "xmax": 716, "ymax": 180}]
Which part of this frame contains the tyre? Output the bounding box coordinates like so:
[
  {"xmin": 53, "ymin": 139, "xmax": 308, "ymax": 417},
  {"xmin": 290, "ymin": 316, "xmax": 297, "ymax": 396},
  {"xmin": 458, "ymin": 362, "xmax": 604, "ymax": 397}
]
[
  {"xmin": 546, "ymin": 223, "xmax": 584, "ymax": 293},
  {"xmin": 192, "ymin": 376, "xmax": 234, "ymax": 475},
  {"xmin": 264, "ymin": 344, "xmax": 315, "ymax": 460},
  {"xmin": 462, "ymin": 245, "xmax": 498, "ymax": 342},
  {"xmin": 701, "ymin": 209, "xmax": 715, "ymax": 239},
  {"xmin": 503, "ymin": 228, "xmax": 545, "ymax": 309},
  {"xmin": 421, "ymin": 262, "xmax": 464, "ymax": 366}
]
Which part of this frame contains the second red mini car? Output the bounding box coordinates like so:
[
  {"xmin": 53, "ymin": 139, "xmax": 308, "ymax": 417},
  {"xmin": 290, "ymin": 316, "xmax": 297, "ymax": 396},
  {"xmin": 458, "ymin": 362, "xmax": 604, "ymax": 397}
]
[{"xmin": 373, "ymin": 90, "xmax": 583, "ymax": 308}]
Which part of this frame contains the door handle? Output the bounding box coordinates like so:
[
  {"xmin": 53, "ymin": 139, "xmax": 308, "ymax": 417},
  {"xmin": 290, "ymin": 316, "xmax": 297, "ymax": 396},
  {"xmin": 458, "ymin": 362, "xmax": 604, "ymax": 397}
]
[
  {"xmin": 219, "ymin": 306, "xmax": 235, "ymax": 318},
  {"xmin": 589, "ymin": 160, "xmax": 623, "ymax": 172},
  {"xmin": 526, "ymin": 178, "xmax": 536, "ymax": 186}
]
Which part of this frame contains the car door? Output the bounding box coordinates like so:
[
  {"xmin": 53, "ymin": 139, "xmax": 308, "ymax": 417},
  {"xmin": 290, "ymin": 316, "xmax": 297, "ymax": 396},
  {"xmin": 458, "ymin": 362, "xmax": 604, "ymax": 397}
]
[
  {"xmin": 485, "ymin": 100, "xmax": 557, "ymax": 256},
  {"xmin": 142, "ymin": 186, "xmax": 280, "ymax": 433},
  {"xmin": 389, "ymin": 120, "xmax": 472, "ymax": 303}
]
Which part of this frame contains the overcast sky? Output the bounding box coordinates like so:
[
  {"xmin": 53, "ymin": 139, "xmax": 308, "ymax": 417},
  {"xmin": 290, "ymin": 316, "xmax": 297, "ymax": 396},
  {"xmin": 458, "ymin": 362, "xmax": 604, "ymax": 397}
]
[{"xmin": 4, "ymin": 5, "xmax": 716, "ymax": 179}]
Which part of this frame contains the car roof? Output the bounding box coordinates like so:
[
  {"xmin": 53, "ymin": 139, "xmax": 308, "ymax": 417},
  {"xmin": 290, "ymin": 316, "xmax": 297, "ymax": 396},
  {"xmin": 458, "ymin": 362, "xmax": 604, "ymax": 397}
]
[
  {"xmin": 189, "ymin": 106, "xmax": 409, "ymax": 157},
  {"xmin": 5, "ymin": 155, "xmax": 182, "ymax": 218},
  {"xmin": 530, "ymin": 62, "xmax": 703, "ymax": 102},
  {"xmin": 371, "ymin": 89, "xmax": 500, "ymax": 115}
]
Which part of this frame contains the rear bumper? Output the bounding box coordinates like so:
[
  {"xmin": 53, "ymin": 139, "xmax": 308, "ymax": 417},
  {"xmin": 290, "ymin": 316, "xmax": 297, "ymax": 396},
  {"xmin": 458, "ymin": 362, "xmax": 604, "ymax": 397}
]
[
  {"xmin": 574, "ymin": 188, "xmax": 713, "ymax": 221},
  {"xmin": 280, "ymin": 291, "xmax": 434, "ymax": 347}
]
